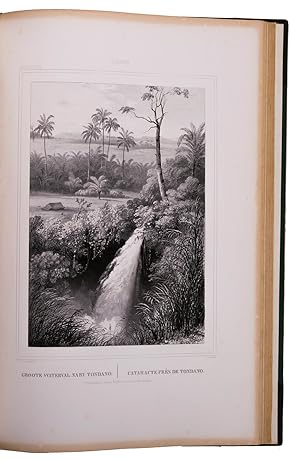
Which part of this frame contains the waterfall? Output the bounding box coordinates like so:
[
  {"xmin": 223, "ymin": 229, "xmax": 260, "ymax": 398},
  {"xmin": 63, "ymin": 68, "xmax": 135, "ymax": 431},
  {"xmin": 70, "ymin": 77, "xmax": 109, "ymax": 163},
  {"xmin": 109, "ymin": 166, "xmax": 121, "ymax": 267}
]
[{"xmin": 94, "ymin": 228, "xmax": 143, "ymax": 336}]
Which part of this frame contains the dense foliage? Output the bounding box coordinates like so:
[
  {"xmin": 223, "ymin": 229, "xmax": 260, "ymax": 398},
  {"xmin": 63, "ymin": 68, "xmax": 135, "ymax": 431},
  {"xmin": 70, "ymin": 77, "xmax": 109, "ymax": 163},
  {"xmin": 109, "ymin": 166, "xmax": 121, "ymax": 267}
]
[
  {"xmin": 30, "ymin": 149, "xmax": 153, "ymax": 193},
  {"xmin": 29, "ymin": 192, "xmax": 204, "ymax": 346},
  {"xmin": 29, "ymin": 98, "xmax": 206, "ymax": 346},
  {"xmin": 130, "ymin": 199, "xmax": 204, "ymax": 343},
  {"xmin": 30, "ymin": 203, "xmax": 135, "ymax": 277}
]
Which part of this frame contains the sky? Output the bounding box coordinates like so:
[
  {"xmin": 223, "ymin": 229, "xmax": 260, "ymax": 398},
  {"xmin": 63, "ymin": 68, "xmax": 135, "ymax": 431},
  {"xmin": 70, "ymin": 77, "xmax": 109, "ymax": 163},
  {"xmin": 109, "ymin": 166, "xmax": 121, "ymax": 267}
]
[{"xmin": 31, "ymin": 82, "xmax": 205, "ymax": 141}]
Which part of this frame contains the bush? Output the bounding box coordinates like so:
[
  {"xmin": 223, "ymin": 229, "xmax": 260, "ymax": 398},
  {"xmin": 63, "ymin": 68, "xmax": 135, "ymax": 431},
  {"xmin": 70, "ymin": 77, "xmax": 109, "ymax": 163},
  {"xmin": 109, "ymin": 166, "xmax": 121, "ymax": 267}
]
[
  {"xmin": 64, "ymin": 173, "xmax": 82, "ymax": 194},
  {"xmin": 114, "ymin": 178, "xmax": 136, "ymax": 190},
  {"xmin": 75, "ymin": 188, "xmax": 96, "ymax": 197},
  {"xmin": 30, "ymin": 251, "xmax": 74, "ymax": 288},
  {"xmin": 100, "ymin": 204, "xmax": 205, "ymax": 345},
  {"xmin": 115, "ymin": 179, "xmax": 127, "ymax": 189},
  {"xmin": 133, "ymin": 200, "xmax": 196, "ymax": 252},
  {"xmin": 30, "ymin": 203, "xmax": 135, "ymax": 276},
  {"xmin": 163, "ymin": 156, "xmax": 191, "ymax": 189},
  {"xmin": 176, "ymin": 176, "xmax": 204, "ymax": 201},
  {"xmin": 110, "ymin": 190, "xmax": 125, "ymax": 198},
  {"xmin": 124, "ymin": 199, "xmax": 205, "ymax": 343},
  {"xmin": 140, "ymin": 175, "xmax": 161, "ymax": 204},
  {"xmin": 29, "ymin": 216, "xmax": 44, "ymax": 255},
  {"xmin": 75, "ymin": 188, "xmax": 111, "ymax": 198}
]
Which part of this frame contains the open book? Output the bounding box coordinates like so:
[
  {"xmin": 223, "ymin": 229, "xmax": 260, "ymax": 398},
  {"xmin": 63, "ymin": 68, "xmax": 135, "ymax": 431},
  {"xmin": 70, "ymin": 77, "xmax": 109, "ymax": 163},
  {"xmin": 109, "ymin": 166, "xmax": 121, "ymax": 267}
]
[{"xmin": 0, "ymin": 10, "xmax": 287, "ymax": 451}]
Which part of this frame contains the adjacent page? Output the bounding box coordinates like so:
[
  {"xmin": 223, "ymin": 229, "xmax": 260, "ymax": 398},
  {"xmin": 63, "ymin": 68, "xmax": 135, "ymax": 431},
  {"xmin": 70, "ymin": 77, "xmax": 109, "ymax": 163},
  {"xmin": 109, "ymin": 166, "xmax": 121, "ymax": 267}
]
[{"xmin": 0, "ymin": 11, "xmax": 285, "ymax": 450}]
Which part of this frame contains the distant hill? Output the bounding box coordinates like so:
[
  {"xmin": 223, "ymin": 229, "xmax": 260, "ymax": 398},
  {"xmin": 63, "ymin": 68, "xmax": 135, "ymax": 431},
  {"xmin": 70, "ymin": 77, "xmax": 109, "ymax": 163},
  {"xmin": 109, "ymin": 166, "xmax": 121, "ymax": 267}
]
[
  {"xmin": 55, "ymin": 131, "xmax": 82, "ymax": 140},
  {"xmin": 31, "ymin": 135, "xmax": 177, "ymax": 164},
  {"xmin": 54, "ymin": 132, "xmax": 177, "ymax": 150},
  {"xmin": 54, "ymin": 132, "xmax": 89, "ymax": 144}
]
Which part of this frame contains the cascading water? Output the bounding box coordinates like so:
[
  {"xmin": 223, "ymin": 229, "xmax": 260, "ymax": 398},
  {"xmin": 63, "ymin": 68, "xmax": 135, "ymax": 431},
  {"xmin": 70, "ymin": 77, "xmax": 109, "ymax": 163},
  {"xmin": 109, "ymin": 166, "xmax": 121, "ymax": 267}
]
[{"xmin": 94, "ymin": 228, "xmax": 143, "ymax": 336}]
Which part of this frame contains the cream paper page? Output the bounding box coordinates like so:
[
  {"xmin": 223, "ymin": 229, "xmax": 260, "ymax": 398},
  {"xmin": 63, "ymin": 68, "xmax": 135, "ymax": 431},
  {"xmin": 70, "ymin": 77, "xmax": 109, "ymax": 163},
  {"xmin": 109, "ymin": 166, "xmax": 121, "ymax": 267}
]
[{"xmin": 0, "ymin": 12, "xmax": 262, "ymax": 448}]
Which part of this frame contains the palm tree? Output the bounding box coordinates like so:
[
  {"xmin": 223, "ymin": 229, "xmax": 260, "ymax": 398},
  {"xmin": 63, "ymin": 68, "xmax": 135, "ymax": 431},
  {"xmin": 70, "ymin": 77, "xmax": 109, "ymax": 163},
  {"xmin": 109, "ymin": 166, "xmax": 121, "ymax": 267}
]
[
  {"xmin": 130, "ymin": 161, "xmax": 144, "ymax": 178},
  {"xmin": 84, "ymin": 175, "xmax": 109, "ymax": 200},
  {"xmin": 104, "ymin": 117, "xmax": 120, "ymax": 158},
  {"xmin": 70, "ymin": 150, "xmax": 83, "ymax": 162},
  {"xmin": 33, "ymin": 114, "xmax": 55, "ymax": 176},
  {"xmin": 81, "ymin": 122, "xmax": 101, "ymax": 181},
  {"xmin": 92, "ymin": 108, "xmax": 111, "ymax": 161},
  {"xmin": 107, "ymin": 156, "xmax": 122, "ymax": 176},
  {"xmin": 177, "ymin": 123, "xmax": 205, "ymax": 177},
  {"xmin": 107, "ymin": 154, "xmax": 118, "ymax": 165},
  {"xmin": 53, "ymin": 152, "xmax": 69, "ymax": 166},
  {"xmin": 117, "ymin": 128, "xmax": 136, "ymax": 179}
]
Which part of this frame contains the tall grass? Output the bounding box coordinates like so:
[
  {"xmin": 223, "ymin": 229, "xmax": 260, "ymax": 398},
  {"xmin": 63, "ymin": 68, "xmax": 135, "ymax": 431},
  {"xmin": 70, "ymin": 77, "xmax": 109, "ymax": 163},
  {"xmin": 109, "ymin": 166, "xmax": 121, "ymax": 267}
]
[
  {"xmin": 29, "ymin": 281, "xmax": 110, "ymax": 346},
  {"xmin": 104, "ymin": 200, "xmax": 205, "ymax": 345},
  {"xmin": 29, "ymin": 198, "xmax": 204, "ymax": 346}
]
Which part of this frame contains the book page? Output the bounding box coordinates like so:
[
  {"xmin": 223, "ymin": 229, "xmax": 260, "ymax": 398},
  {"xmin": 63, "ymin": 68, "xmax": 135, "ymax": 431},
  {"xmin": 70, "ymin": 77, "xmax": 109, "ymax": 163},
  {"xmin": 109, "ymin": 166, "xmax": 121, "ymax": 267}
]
[{"xmin": 0, "ymin": 11, "xmax": 276, "ymax": 449}]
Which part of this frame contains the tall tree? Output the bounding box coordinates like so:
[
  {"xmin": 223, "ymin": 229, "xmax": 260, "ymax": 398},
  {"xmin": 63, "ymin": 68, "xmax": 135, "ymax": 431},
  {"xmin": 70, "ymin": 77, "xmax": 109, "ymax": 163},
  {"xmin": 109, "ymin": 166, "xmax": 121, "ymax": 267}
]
[
  {"xmin": 81, "ymin": 122, "xmax": 101, "ymax": 181},
  {"xmin": 177, "ymin": 123, "xmax": 205, "ymax": 178},
  {"xmin": 33, "ymin": 114, "xmax": 55, "ymax": 177},
  {"xmin": 92, "ymin": 108, "xmax": 111, "ymax": 162},
  {"xmin": 117, "ymin": 128, "xmax": 136, "ymax": 180},
  {"xmin": 120, "ymin": 86, "xmax": 189, "ymax": 200},
  {"xmin": 104, "ymin": 117, "xmax": 120, "ymax": 158}
]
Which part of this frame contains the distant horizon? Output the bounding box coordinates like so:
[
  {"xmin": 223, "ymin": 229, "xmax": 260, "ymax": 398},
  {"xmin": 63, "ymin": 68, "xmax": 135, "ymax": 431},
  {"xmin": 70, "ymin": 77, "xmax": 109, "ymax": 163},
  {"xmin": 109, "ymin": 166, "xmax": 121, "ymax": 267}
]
[
  {"xmin": 38, "ymin": 132, "xmax": 178, "ymax": 144},
  {"xmin": 30, "ymin": 133, "xmax": 177, "ymax": 165},
  {"xmin": 31, "ymin": 82, "xmax": 205, "ymax": 141}
]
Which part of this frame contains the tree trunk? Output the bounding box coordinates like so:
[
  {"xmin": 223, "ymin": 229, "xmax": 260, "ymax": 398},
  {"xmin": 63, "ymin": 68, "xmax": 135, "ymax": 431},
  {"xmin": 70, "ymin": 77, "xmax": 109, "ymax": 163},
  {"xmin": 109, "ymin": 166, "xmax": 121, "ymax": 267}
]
[
  {"xmin": 102, "ymin": 124, "xmax": 106, "ymax": 169},
  {"xmin": 122, "ymin": 146, "xmax": 125, "ymax": 180},
  {"xmin": 43, "ymin": 136, "xmax": 48, "ymax": 178},
  {"xmin": 192, "ymin": 158, "xmax": 196, "ymax": 177},
  {"xmin": 98, "ymin": 191, "xmax": 101, "ymax": 200},
  {"xmin": 155, "ymin": 125, "xmax": 168, "ymax": 201},
  {"xmin": 107, "ymin": 131, "xmax": 111, "ymax": 159},
  {"xmin": 87, "ymin": 140, "xmax": 91, "ymax": 181}
]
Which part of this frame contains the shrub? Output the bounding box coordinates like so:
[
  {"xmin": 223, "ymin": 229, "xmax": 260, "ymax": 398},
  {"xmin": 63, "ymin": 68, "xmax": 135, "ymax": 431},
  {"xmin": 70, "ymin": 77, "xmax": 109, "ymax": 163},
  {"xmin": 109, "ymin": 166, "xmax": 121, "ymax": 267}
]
[
  {"xmin": 30, "ymin": 203, "xmax": 135, "ymax": 276},
  {"xmin": 29, "ymin": 216, "xmax": 44, "ymax": 255},
  {"xmin": 110, "ymin": 190, "xmax": 125, "ymax": 198},
  {"xmin": 176, "ymin": 176, "xmax": 204, "ymax": 201},
  {"xmin": 163, "ymin": 155, "xmax": 191, "ymax": 189},
  {"xmin": 75, "ymin": 188, "xmax": 97, "ymax": 197},
  {"xmin": 124, "ymin": 199, "xmax": 205, "ymax": 343},
  {"xmin": 115, "ymin": 179, "xmax": 127, "ymax": 189},
  {"xmin": 64, "ymin": 173, "xmax": 82, "ymax": 194},
  {"xmin": 115, "ymin": 178, "xmax": 135, "ymax": 190},
  {"xmin": 29, "ymin": 251, "xmax": 73, "ymax": 288},
  {"xmin": 140, "ymin": 175, "xmax": 161, "ymax": 204},
  {"xmin": 133, "ymin": 200, "xmax": 196, "ymax": 252},
  {"xmin": 75, "ymin": 188, "xmax": 112, "ymax": 198}
]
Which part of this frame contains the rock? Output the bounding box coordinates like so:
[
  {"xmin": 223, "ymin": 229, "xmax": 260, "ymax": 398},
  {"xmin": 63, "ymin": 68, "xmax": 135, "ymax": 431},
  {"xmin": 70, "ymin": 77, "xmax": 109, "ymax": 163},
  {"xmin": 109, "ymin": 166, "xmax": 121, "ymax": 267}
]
[{"xmin": 42, "ymin": 202, "xmax": 65, "ymax": 211}]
